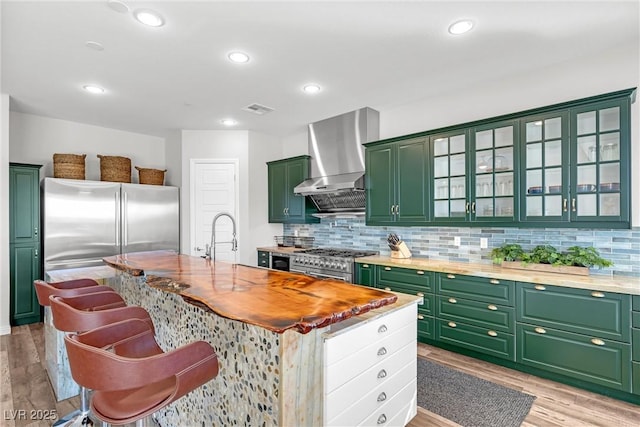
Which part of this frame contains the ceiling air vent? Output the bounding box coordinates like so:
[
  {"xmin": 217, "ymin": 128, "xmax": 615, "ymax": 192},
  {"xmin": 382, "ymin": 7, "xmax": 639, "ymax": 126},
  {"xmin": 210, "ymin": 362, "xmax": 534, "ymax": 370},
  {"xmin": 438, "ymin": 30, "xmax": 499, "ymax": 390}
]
[{"xmin": 243, "ymin": 103, "xmax": 274, "ymax": 115}]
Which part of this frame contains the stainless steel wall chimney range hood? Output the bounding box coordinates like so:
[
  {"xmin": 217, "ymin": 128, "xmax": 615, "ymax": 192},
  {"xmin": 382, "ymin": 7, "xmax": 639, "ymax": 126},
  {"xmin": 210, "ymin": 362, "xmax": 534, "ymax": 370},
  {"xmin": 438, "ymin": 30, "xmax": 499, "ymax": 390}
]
[{"xmin": 293, "ymin": 107, "xmax": 379, "ymax": 215}]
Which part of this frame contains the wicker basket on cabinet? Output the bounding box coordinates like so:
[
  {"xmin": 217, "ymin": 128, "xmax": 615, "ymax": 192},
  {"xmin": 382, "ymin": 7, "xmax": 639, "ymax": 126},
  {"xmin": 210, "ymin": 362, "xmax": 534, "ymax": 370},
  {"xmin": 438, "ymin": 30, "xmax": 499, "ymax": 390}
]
[
  {"xmin": 97, "ymin": 155, "xmax": 131, "ymax": 183},
  {"xmin": 53, "ymin": 153, "xmax": 86, "ymax": 179},
  {"xmin": 136, "ymin": 166, "xmax": 166, "ymax": 185}
]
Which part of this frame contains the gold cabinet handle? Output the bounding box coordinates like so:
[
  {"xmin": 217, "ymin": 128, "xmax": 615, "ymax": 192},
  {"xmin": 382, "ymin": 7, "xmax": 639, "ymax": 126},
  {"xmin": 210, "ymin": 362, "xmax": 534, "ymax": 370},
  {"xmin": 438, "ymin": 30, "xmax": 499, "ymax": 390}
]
[
  {"xmin": 534, "ymin": 285, "xmax": 546, "ymax": 291},
  {"xmin": 571, "ymin": 198, "xmax": 576, "ymax": 212},
  {"xmin": 591, "ymin": 338, "xmax": 605, "ymax": 346},
  {"xmin": 384, "ymin": 287, "xmax": 391, "ymax": 291},
  {"xmin": 563, "ymin": 198, "xmax": 568, "ymax": 212},
  {"xmin": 465, "ymin": 202, "xmax": 470, "ymax": 213},
  {"xmin": 390, "ymin": 205, "xmax": 395, "ymax": 215},
  {"xmin": 447, "ymin": 274, "xmax": 456, "ymax": 279},
  {"xmin": 384, "ymin": 267, "xmax": 391, "ymax": 271},
  {"xmin": 377, "ymin": 325, "xmax": 388, "ymax": 333},
  {"xmin": 534, "ymin": 327, "xmax": 546, "ymax": 334},
  {"xmin": 416, "ymin": 270, "xmax": 425, "ymax": 275},
  {"xmin": 591, "ymin": 291, "xmax": 605, "ymax": 298},
  {"xmin": 395, "ymin": 204, "xmax": 399, "ymax": 214},
  {"xmin": 471, "ymin": 201, "xmax": 476, "ymax": 213},
  {"xmin": 377, "ymin": 347, "xmax": 387, "ymax": 356},
  {"xmin": 487, "ymin": 330, "xmax": 498, "ymax": 337},
  {"xmin": 448, "ymin": 298, "xmax": 457, "ymax": 304},
  {"xmin": 417, "ymin": 292, "xmax": 424, "ymax": 297},
  {"xmin": 377, "ymin": 392, "xmax": 387, "ymax": 402},
  {"xmin": 417, "ymin": 314, "xmax": 425, "ymax": 320},
  {"xmin": 362, "ymin": 264, "xmax": 369, "ymax": 268},
  {"xmin": 489, "ymin": 279, "xmax": 500, "ymax": 285},
  {"xmin": 487, "ymin": 304, "xmax": 498, "ymax": 311},
  {"xmin": 448, "ymin": 321, "xmax": 457, "ymax": 328}
]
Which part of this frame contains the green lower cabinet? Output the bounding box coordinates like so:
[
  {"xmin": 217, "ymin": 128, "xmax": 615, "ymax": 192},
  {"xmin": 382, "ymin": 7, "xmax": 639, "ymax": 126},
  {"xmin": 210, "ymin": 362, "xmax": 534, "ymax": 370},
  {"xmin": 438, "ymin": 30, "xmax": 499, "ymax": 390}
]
[
  {"xmin": 437, "ymin": 273, "xmax": 514, "ymax": 306},
  {"xmin": 378, "ymin": 265, "xmax": 434, "ymax": 292},
  {"xmin": 355, "ymin": 263, "xmax": 376, "ymax": 287},
  {"xmin": 517, "ymin": 282, "xmax": 631, "ymax": 342},
  {"xmin": 633, "ymin": 328, "xmax": 640, "ymax": 359},
  {"xmin": 517, "ymin": 323, "xmax": 631, "ymax": 392},
  {"xmin": 257, "ymin": 250, "xmax": 269, "ymax": 268},
  {"xmin": 418, "ymin": 311, "xmax": 435, "ymax": 342},
  {"xmin": 633, "ymin": 362, "xmax": 640, "ymax": 395},
  {"xmin": 436, "ymin": 296, "xmax": 515, "ymax": 334},
  {"xmin": 633, "ymin": 295, "xmax": 640, "ymax": 311},
  {"xmin": 436, "ymin": 318, "xmax": 515, "ymax": 361},
  {"xmin": 10, "ymin": 243, "xmax": 41, "ymax": 326}
]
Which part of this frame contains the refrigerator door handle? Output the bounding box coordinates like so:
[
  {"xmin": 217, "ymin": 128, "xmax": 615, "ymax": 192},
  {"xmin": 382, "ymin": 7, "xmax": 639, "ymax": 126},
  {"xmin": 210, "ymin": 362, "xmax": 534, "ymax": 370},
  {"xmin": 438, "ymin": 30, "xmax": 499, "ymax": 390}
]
[
  {"xmin": 123, "ymin": 191, "xmax": 128, "ymax": 247},
  {"xmin": 115, "ymin": 191, "xmax": 120, "ymax": 246}
]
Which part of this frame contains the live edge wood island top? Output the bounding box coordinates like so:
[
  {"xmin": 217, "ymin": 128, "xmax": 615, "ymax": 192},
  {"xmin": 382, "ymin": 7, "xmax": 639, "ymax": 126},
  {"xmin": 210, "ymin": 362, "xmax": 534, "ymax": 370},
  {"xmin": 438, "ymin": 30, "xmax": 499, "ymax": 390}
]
[{"xmin": 102, "ymin": 250, "xmax": 397, "ymax": 334}]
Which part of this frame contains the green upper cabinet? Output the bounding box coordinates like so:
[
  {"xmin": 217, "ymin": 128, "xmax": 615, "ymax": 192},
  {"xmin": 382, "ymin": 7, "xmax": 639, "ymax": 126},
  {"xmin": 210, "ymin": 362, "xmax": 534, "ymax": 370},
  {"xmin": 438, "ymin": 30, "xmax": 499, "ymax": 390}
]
[
  {"xmin": 267, "ymin": 155, "xmax": 318, "ymax": 224},
  {"xmin": 366, "ymin": 136, "xmax": 429, "ymax": 225},
  {"xmin": 520, "ymin": 111, "xmax": 570, "ymax": 223},
  {"xmin": 569, "ymin": 98, "xmax": 630, "ymax": 226},
  {"xmin": 10, "ymin": 164, "xmax": 41, "ymax": 243},
  {"xmin": 430, "ymin": 121, "xmax": 518, "ymax": 225}
]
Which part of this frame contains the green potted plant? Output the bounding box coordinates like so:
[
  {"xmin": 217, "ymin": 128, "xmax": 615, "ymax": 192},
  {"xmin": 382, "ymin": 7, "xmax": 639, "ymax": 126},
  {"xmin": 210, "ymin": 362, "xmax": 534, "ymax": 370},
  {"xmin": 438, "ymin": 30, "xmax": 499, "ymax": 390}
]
[{"xmin": 491, "ymin": 243, "xmax": 612, "ymax": 276}]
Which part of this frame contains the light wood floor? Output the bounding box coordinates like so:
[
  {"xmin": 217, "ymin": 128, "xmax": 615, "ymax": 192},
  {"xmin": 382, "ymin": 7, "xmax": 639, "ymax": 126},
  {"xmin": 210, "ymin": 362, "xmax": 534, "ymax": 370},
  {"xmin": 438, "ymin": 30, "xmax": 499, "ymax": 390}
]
[{"xmin": 1, "ymin": 323, "xmax": 639, "ymax": 427}]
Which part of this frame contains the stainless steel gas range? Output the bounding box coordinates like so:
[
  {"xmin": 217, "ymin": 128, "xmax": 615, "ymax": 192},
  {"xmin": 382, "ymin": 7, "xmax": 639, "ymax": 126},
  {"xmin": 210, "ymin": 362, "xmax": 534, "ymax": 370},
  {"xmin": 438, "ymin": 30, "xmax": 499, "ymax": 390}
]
[{"xmin": 290, "ymin": 248, "xmax": 378, "ymax": 282}]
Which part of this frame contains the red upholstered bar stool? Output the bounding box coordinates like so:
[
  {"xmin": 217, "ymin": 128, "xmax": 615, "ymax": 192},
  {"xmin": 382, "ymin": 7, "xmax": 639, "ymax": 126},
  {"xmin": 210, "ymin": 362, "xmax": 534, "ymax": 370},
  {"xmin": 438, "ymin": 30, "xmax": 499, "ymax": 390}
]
[
  {"xmin": 34, "ymin": 279, "xmax": 124, "ymax": 426},
  {"xmin": 64, "ymin": 318, "xmax": 219, "ymax": 426}
]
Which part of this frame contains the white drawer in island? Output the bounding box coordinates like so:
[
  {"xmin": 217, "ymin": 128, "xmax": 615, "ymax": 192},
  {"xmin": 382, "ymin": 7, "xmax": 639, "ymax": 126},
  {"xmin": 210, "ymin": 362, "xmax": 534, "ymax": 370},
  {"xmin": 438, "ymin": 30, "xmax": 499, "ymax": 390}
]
[{"xmin": 323, "ymin": 295, "xmax": 420, "ymax": 426}]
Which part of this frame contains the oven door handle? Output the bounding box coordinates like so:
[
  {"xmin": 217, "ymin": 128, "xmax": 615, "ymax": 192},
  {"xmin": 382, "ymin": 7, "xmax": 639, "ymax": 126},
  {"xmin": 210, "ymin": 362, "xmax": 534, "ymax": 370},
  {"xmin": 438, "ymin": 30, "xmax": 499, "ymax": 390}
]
[{"xmin": 292, "ymin": 269, "xmax": 348, "ymax": 282}]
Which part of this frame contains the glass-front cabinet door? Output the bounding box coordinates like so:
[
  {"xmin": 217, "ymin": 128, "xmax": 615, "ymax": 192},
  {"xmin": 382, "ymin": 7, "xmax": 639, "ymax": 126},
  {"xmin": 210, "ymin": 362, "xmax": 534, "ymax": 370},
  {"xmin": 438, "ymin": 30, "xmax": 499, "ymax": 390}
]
[
  {"xmin": 570, "ymin": 99, "xmax": 629, "ymax": 224},
  {"xmin": 521, "ymin": 112, "xmax": 569, "ymax": 223},
  {"xmin": 431, "ymin": 130, "xmax": 468, "ymax": 222},
  {"xmin": 471, "ymin": 121, "xmax": 518, "ymax": 222}
]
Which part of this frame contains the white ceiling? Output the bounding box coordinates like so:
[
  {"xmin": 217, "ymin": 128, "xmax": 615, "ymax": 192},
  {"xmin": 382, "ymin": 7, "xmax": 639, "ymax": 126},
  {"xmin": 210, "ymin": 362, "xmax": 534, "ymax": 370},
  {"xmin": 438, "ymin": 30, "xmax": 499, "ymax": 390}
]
[{"xmin": 2, "ymin": 1, "xmax": 638, "ymax": 139}]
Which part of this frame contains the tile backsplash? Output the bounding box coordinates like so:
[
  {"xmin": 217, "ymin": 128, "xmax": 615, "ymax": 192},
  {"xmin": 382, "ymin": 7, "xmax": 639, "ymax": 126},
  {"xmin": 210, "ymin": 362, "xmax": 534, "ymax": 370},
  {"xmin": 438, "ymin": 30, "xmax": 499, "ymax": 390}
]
[{"xmin": 284, "ymin": 219, "xmax": 640, "ymax": 277}]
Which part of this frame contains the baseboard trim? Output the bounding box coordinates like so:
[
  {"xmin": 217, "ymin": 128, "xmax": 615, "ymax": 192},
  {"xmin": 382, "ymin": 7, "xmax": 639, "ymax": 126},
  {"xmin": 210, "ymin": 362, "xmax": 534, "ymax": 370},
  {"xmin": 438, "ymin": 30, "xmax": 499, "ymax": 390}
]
[{"xmin": 0, "ymin": 324, "xmax": 11, "ymax": 336}]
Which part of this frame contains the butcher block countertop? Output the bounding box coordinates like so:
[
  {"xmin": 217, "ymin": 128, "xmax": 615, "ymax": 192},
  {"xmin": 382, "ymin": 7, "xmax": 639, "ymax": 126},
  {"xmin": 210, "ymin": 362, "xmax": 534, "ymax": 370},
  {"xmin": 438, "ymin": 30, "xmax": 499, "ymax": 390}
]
[
  {"xmin": 355, "ymin": 255, "xmax": 640, "ymax": 295},
  {"xmin": 102, "ymin": 250, "xmax": 397, "ymax": 334}
]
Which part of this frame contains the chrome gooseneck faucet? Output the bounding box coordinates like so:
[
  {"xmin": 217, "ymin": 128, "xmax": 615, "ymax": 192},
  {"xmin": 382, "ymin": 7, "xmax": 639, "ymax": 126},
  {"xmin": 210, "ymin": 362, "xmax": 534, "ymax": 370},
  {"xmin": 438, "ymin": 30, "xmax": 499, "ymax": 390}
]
[{"xmin": 205, "ymin": 212, "xmax": 238, "ymax": 261}]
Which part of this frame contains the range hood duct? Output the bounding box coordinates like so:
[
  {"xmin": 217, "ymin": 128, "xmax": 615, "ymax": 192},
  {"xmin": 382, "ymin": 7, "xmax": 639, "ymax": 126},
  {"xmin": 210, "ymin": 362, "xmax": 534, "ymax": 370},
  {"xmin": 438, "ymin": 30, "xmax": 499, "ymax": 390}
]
[{"xmin": 294, "ymin": 107, "xmax": 379, "ymax": 214}]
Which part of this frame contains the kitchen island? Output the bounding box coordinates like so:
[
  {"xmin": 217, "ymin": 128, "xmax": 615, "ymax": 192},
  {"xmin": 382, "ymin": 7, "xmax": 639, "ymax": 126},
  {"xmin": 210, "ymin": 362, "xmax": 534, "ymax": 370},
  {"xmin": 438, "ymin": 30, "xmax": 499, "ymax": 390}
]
[{"xmin": 101, "ymin": 250, "xmax": 419, "ymax": 426}]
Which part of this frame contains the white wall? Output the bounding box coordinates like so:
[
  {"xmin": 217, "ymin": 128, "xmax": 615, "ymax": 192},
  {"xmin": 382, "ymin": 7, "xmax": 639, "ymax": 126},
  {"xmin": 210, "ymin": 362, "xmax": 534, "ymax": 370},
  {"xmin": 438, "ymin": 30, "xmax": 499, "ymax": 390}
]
[
  {"xmin": 0, "ymin": 94, "xmax": 10, "ymax": 335},
  {"xmin": 164, "ymin": 129, "xmax": 182, "ymax": 187},
  {"xmin": 9, "ymin": 112, "xmax": 165, "ymax": 182}
]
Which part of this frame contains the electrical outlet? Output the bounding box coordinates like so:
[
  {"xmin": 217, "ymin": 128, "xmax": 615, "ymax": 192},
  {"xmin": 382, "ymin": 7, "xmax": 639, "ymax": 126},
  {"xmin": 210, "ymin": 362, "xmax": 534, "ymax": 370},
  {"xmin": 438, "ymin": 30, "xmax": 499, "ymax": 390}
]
[
  {"xmin": 454, "ymin": 236, "xmax": 461, "ymax": 247},
  {"xmin": 480, "ymin": 238, "xmax": 488, "ymax": 249}
]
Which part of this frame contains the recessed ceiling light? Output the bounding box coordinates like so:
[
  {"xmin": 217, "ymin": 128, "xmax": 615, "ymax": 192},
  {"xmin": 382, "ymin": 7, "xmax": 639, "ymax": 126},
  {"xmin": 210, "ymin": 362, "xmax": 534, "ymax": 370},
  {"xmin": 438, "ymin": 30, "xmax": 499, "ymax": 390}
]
[
  {"xmin": 107, "ymin": 0, "xmax": 129, "ymax": 14},
  {"xmin": 303, "ymin": 84, "xmax": 321, "ymax": 94},
  {"xmin": 228, "ymin": 52, "xmax": 250, "ymax": 64},
  {"xmin": 448, "ymin": 19, "xmax": 474, "ymax": 35},
  {"xmin": 85, "ymin": 41, "xmax": 104, "ymax": 51},
  {"xmin": 83, "ymin": 85, "xmax": 105, "ymax": 94},
  {"xmin": 221, "ymin": 119, "xmax": 237, "ymax": 126},
  {"xmin": 133, "ymin": 9, "xmax": 164, "ymax": 27}
]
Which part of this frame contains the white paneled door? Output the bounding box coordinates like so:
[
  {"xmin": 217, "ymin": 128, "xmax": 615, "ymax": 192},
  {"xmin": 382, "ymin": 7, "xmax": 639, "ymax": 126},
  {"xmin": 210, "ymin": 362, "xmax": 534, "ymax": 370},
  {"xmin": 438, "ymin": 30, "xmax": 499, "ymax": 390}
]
[{"xmin": 190, "ymin": 160, "xmax": 238, "ymax": 262}]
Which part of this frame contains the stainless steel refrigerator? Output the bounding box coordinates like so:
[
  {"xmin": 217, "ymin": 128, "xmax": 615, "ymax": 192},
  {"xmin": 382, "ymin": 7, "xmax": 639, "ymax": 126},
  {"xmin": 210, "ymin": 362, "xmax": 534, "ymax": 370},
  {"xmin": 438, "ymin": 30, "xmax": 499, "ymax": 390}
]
[{"xmin": 42, "ymin": 178, "xmax": 179, "ymax": 271}]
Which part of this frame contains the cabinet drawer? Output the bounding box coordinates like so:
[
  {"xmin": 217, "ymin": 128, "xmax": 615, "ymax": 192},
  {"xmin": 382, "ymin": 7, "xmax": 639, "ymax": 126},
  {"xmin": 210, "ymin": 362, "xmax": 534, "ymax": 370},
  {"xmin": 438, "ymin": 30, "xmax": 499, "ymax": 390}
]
[
  {"xmin": 437, "ymin": 273, "xmax": 515, "ymax": 306},
  {"xmin": 355, "ymin": 379, "xmax": 417, "ymax": 427},
  {"xmin": 633, "ymin": 328, "xmax": 640, "ymax": 361},
  {"xmin": 436, "ymin": 296, "xmax": 515, "ymax": 334},
  {"xmin": 325, "ymin": 322, "xmax": 416, "ymax": 392},
  {"xmin": 417, "ymin": 313, "xmax": 434, "ymax": 342},
  {"xmin": 436, "ymin": 318, "xmax": 515, "ymax": 361},
  {"xmin": 325, "ymin": 304, "xmax": 416, "ymax": 367},
  {"xmin": 380, "ymin": 283, "xmax": 432, "ymax": 306},
  {"xmin": 257, "ymin": 251, "xmax": 269, "ymax": 267},
  {"xmin": 378, "ymin": 266, "xmax": 434, "ymax": 292},
  {"xmin": 633, "ymin": 295, "xmax": 640, "ymax": 311},
  {"xmin": 355, "ymin": 263, "xmax": 377, "ymax": 287},
  {"xmin": 633, "ymin": 311, "xmax": 640, "ymax": 329},
  {"xmin": 517, "ymin": 282, "xmax": 631, "ymax": 342},
  {"xmin": 517, "ymin": 324, "xmax": 631, "ymax": 391},
  {"xmin": 326, "ymin": 354, "xmax": 415, "ymax": 425},
  {"xmin": 633, "ymin": 362, "xmax": 640, "ymax": 395}
]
